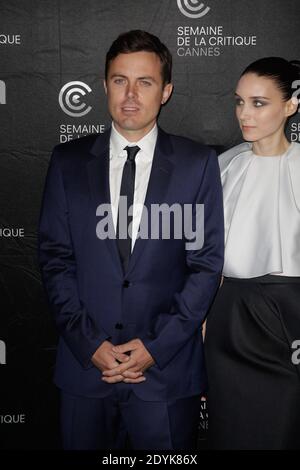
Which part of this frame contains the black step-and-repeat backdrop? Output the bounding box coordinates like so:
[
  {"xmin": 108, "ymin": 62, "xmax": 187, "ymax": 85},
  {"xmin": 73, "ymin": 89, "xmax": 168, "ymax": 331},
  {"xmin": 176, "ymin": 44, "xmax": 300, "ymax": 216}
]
[{"xmin": 1, "ymin": 0, "xmax": 300, "ymax": 450}]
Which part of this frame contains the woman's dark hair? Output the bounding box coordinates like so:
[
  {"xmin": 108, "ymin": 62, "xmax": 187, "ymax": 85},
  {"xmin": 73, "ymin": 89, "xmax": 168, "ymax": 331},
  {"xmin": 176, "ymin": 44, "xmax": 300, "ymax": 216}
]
[
  {"xmin": 105, "ymin": 30, "xmax": 172, "ymax": 85},
  {"xmin": 241, "ymin": 57, "xmax": 300, "ymax": 101}
]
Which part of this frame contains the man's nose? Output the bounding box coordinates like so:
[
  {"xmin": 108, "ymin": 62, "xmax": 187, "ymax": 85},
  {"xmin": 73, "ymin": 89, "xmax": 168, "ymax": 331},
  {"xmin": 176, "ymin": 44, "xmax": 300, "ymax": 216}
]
[{"xmin": 126, "ymin": 82, "xmax": 137, "ymax": 98}]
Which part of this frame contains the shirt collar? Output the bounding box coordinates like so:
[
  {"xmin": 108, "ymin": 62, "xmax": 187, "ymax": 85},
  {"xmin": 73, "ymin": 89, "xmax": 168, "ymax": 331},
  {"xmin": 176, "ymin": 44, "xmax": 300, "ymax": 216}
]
[{"xmin": 110, "ymin": 122, "xmax": 158, "ymax": 160}]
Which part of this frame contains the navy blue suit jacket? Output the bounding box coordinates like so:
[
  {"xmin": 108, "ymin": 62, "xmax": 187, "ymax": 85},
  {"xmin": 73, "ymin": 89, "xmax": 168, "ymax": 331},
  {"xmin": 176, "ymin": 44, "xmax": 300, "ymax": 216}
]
[{"xmin": 38, "ymin": 127, "xmax": 224, "ymax": 401}]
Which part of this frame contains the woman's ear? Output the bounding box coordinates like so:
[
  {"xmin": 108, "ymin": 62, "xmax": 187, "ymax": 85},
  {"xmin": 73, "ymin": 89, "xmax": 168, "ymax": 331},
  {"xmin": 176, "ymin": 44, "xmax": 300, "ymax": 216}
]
[{"xmin": 285, "ymin": 96, "xmax": 299, "ymax": 117}]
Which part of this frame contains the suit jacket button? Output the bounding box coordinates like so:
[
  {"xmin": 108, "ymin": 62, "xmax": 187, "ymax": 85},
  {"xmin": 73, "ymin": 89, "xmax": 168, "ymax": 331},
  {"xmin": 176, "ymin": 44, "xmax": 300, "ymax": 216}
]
[
  {"xmin": 115, "ymin": 323, "xmax": 123, "ymax": 330},
  {"xmin": 123, "ymin": 280, "xmax": 130, "ymax": 288}
]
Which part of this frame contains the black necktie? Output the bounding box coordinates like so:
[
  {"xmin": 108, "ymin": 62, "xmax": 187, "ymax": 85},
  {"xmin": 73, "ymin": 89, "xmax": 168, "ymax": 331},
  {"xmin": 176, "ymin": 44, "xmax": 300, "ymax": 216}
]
[{"xmin": 116, "ymin": 145, "xmax": 140, "ymax": 272}]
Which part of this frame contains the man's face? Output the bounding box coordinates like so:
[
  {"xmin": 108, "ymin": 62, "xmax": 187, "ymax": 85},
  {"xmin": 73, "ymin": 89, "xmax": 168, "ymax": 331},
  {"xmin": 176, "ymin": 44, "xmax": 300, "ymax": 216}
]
[{"xmin": 104, "ymin": 51, "xmax": 173, "ymax": 141}]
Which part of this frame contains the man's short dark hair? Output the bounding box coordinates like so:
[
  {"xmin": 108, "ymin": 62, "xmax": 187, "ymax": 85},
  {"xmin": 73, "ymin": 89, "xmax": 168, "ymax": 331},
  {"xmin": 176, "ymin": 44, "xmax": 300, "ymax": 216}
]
[{"xmin": 105, "ymin": 30, "xmax": 172, "ymax": 85}]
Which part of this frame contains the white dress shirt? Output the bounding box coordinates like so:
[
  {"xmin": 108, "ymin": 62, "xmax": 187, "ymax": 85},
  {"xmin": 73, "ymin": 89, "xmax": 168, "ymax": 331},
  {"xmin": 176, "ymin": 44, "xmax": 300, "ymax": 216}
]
[
  {"xmin": 109, "ymin": 122, "xmax": 157, "ymax": 250},
  {"xmin": 219, "ymin": 142, "xmax": 300, "ymax": 278}
]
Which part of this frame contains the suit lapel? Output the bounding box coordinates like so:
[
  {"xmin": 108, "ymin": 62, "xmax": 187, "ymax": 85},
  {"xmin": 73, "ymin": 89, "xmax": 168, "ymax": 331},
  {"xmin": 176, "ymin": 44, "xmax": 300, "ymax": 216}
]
[
  {"xmin": 126, "ymin": 128, "xmax": 174, "ymax": 275},
  {"xmin": 87, "ymin": 129, "xmax": 123, "ymax": 275},
  {"xmin": 86, "ymin": 127, "xmax": 174, "ymax": 276}
]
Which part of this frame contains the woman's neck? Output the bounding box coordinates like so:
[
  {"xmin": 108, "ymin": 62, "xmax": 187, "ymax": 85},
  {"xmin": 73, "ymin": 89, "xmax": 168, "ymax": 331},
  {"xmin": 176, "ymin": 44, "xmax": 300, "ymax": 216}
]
[{"xmin": 252, "ymin": 136, "xmax": 291, "ymax": 157}]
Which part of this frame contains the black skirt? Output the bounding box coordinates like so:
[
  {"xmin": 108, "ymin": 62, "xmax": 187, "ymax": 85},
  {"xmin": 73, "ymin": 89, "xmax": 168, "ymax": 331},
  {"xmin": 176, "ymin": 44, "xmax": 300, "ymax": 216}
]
[{"xmin": 205, "ymin": 275, "xmax": 300, "ymax": 450}]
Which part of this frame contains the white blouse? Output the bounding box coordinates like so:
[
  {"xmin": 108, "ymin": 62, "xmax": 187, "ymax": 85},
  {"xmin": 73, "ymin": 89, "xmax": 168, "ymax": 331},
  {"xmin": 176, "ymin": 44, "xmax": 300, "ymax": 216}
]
[{"xmin": 219, "ymin": 142, "xmax": 300, "ymax": 278}]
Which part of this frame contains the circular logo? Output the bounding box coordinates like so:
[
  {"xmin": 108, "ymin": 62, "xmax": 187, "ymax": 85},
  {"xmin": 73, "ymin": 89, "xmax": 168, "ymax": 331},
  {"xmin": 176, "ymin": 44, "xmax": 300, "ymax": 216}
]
[
  {"xmin": 58, "ymin": 81, "xmax": 92, "ymax": 117},
  {"xmin": 177, "ymin": 0, "xmax": 210, "ymax": 19}
]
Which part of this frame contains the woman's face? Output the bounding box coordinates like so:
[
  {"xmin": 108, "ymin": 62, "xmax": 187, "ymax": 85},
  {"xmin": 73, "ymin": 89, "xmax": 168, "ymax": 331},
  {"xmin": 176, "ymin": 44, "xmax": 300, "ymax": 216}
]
[{"xmin": 235, "ymin": 72, "xmax": 291, "ymax": 144}]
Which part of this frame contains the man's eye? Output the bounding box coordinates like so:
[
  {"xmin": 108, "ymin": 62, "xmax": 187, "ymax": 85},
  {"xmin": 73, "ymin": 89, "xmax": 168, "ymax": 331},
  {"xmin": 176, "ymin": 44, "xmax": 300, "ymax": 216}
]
[
  {"xmin": 114, "ymin": 78, "xmax": 125, "ymax": 84},
  {"xmin": 140, "ymin": 80, "xmax": 151, "ymax": 86}
]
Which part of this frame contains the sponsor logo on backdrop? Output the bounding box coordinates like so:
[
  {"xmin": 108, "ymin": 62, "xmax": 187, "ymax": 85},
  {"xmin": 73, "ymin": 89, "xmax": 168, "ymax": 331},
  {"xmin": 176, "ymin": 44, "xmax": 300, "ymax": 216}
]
[
  {"xmin": 291, "ymin": 340, "xmax": 300, "ymax": 365},
  {"xmin": 59, "ymin": 81, "xmax": 105, "ymax": 142},
  {"xmin": 0, "ymin": 414, "xmax": 26, "ymax": 424},
  {"xmin": 59, "ymin": 81, "xmax": 92, "ymax": 117},
  {"xmin": 290, "ymin": 80, "xmax": 300, "ymax": 142},
  {"xmin": 0, "ymin": 34, "xmax": 21, "ymax": 45},
  {"xmin": 292, "ymin": 80, "xmax": 300, "ymax": 111},
  {"xmin": 59, "ymin": 123, "xmax": 105, "ymax": 143},
  {"xmin": 290, "ymin": 123, "xmax": 300, "ymax": 142},
  {"xmin": 0, "ymin": 80, "xmax": 6, "ymax": 104},
  {"xmin": 0, "ymin": 340, "xmax": 6, "ymax": 365},
  {"xmin": 176, "ymin": 2, "xmax": 257, "ymax": 57},
  {"xmin": 177, "ymin": 25, "xmax": 257, "ymax": 57},
  {"xmin": 177, "ymin": 0, "xmax": 210, "ymax": 19},
  {"xmin": 176, "ymin": 0, "xmax": 256, "ymax": 57},
  {"xmin": 0, "ymin": 227, "xmax": 24, "ymax": 238}
]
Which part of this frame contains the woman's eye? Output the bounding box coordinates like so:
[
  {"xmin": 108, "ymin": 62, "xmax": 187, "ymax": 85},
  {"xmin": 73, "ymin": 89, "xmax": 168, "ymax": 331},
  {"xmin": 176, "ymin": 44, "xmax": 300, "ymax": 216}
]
[
  {"xmin": 253, "ymin": 100, "xmax": 265, "ymax": 107},
  {"xmin": 235, "ymin": 99, "xmax": 243, "ymax": 106}
]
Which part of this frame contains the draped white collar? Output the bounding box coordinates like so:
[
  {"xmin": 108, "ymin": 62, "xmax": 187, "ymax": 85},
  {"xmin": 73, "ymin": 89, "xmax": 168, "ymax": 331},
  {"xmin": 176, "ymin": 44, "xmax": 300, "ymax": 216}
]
[
  {"xmin": 219, "ymin": 141, "xmax": 300, "ymax": 212},
  {"xmin": 219, "ymin": 141, "xmax": 300, "ymax": 277}
]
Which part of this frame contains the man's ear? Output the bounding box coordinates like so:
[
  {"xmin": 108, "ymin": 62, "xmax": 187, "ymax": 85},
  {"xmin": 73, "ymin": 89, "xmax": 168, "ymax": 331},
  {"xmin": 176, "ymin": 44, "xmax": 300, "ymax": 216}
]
[
  {"xmin": 103, "ymin": 79, "xmax": 107, "ymax": 95},
  {"xmin": 161, "ymin": 83, "xmax": 173, "ymax": 105}
]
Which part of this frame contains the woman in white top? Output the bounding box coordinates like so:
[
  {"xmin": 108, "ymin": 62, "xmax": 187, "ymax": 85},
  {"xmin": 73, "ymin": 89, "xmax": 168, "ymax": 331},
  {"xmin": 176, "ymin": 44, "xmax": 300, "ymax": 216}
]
[{"xmin": 205, "ymin": 57, "xmax": 300, "ymax": 449}]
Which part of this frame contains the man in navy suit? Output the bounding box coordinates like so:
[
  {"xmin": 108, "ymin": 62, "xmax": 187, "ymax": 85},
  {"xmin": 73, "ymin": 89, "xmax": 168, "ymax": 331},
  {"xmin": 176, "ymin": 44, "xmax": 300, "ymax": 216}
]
[{"xmin": 38, "ymin": 30, "xmax": 224, "ymax": 450}]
